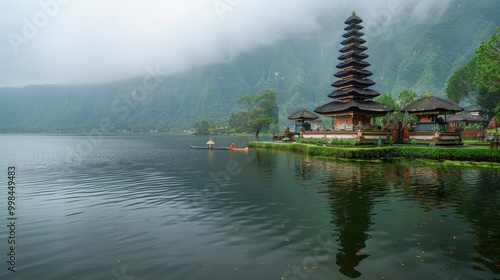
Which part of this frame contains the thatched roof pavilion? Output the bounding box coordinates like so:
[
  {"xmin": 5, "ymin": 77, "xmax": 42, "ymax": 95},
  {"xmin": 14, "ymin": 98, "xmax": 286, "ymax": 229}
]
[
  {"xmin": 288, "ymin": 108, "xmax": 319, "ymax": 132},
  {"xmin": 288, "ymin": 108, "xmax": 319, "ymax": 121},
  {"xmin": 447, "ymin": 113, "xmax": 487, "ymax": 124},
  {"xmin": 401, "ymin": 96, "xmax": 463, "ymax": 132},
  {"xmin": 206, "ymin": 138, "xmax": 215, "ymax": 149},
  {"xmin": 468, "ymin": 105, "xmax": 488, "ymax": 116},
  {"xmin": 401, "ymin": 96, "xmax": 463, "ymax": 115},
  {"xmin": 448, "ymin": 113, "xmax": 487, "ymax": 130}
]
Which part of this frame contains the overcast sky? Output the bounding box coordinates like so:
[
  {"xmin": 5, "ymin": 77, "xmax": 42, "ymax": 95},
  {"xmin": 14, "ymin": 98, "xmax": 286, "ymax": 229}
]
[{"xmin": 0, "ymin": 0, "xmax": 454, "ymax": 87}]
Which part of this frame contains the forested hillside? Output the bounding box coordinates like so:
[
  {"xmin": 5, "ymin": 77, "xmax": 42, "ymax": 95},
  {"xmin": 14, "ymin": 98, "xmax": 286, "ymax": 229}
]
[{"xmin": 1, "ymin": 0, "xmax": 498, "ymax": 132}]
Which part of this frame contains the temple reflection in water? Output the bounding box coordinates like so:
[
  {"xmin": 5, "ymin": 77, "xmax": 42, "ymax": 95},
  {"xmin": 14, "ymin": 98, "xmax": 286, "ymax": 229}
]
[{"xmin": 292, "ymin": 155, "xmax": 499, "ymax": 278}]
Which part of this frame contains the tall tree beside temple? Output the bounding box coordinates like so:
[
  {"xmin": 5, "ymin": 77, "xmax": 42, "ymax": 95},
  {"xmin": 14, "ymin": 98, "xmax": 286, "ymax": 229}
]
[
  {"xmin": 229, "ymin": 90, "xmax": 278, "ymax": 138},
  {"xmin": 475, "ymin": 28, "xmax": 500, "ymax": 94},
  {"xmin": 445, "ymin": 59, "xmax": 480, "ymax": 104},
  {"xmin": 375, "ymin": 93, "xmax": 398, "ymax": 111},
  {"xmin": 397, "ymin": 90, "xmax": 419, "ymax": 109},
  {"xmin": 446, "ymin": 29, "xmax": 499, "ymax": 112},
  {"xmin": 475, "ymin": 28, "xmax": 500, "ymax": 118},
  {"xmin": 374, "ymin": 90, "xmax": 418, "ymax": 129}
]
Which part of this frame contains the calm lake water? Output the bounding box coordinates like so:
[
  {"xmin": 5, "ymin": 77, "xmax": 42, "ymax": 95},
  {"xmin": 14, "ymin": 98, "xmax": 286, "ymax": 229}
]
[{"xmin": 0, "ymin": 134, "xmax": 499, "ymax": 280}]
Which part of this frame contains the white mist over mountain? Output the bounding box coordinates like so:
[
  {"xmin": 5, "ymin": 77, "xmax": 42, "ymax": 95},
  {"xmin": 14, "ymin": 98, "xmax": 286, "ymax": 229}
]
[{"xmin": 0, "ymin": 0, "xmax": 453, "ymax": 86}]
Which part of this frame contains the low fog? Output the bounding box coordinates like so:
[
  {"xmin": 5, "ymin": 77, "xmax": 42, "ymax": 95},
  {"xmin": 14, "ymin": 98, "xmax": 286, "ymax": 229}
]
[{"xmin": 0, "ymin": 0, "xmax": 454, "ymax": 86}]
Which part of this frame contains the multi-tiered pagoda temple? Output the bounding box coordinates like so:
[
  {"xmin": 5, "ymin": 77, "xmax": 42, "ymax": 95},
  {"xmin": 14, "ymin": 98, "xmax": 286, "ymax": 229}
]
[{"xmin": 315, "ymin": 12, "xmax": 393, "ymax": 130}]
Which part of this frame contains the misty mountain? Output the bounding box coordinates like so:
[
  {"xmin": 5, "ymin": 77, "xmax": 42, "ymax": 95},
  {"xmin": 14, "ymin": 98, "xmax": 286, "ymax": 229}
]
[{"xmin": 1, "ymin": 0, "xmax": 498, "ymax": 132}]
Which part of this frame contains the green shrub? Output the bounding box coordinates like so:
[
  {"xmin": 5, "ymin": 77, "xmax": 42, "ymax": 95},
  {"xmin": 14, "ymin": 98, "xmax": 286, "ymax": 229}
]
[
  {"xmin": 249, "ymin": 142, "xmax": 500, "ymax": 162},
  {"xmin": 386, "ymin": 136, "xmax": 394, "ymax": 146},
  {"xmin": 464, "ymin": 123, "xmax": 484, "ymax": 130},
  {"xmin": 392, "ymin": 146, "xmax": 500, "ymax": 162},
  {"xmin": 411, "ymin": 138, "xmax": 417, "ymax": 145},
  {"xmin": 295, "ymin": 137, "xmax": 358, "ymax": 147}
]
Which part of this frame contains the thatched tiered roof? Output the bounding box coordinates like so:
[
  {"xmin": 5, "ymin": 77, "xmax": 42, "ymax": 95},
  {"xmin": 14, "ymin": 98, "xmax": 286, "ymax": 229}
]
[
  {"xmin": 288, "ymin": 108, "xmax": 319, "ymax": 121},
  {"xmin": 315, "ymin": 100, "xmax": 393, "ymax": 115},
  {"xmin": 314, "ymin": 12, "xmax": 392, "ymax": 117},
  {"xmin": 447, "ymin": 114, "xmax": 487, "ymax": 123},
  {"xmin": 401, "ymin": 96, "xmax": 463, "ymax": 115}
]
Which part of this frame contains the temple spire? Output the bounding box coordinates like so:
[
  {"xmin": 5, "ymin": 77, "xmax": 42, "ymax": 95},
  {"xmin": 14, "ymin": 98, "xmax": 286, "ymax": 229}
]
[
  {"xmin": 314, "ymin": 12, "xmax": 393, "ymax": 130},
  {"xmin": 331, "ymin": 12, "xmax": 375, "ymax": 100}
]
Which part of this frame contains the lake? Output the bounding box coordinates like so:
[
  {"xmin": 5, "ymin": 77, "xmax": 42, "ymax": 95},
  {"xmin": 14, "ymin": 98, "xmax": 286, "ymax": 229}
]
[{"xmin": 0, "ymin": 134, "xmax": 499, "ymax": 279}]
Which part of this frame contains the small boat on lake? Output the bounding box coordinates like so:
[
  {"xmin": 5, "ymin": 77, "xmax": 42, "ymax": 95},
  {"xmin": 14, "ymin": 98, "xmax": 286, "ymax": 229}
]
[
  {"xmin": 190, "ymin": 146, "xmax": 248, "ymax": 151},
  {"xmin": 190, "ymin": 145, "xmax": 230, "ymax": 150},
  {"xmin": 190, "ymin": 139, "xmax": 248, "ymax": 151}
]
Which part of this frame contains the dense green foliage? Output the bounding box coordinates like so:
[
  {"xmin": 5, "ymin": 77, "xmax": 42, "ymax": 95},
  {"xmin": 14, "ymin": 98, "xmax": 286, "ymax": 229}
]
[
  {"xmin": 296, "ymin": 137, "xmax": 358, "ymax": 147},
  {"xmin": 374, "ymin": 90, "xmax": 418, "ymax": 130},
  {"xmin": 1, "ymin": 0, "xmax": 499, "ymax": 132},
  {"xmin": 375, "ymin": 93, "xmax": 399, "ymax": 111},
  {"xmin": 383, "ymin": 111, "xmax": 415, "ymax": 131},
  {"xmin": 195, "ymin": 120, "xmax": 211, "ymax": 135},
  {"xmin": 475, "ymin": 28, "xmax": 500, "ymax": 94},
  {"xmin": 445, "ymin": 58, "xmax": 480, "ymax": 104},
  {"xmin": 228, "ymin": 90, "xmax": 278, "ymax": 138},
  {"xmin": 476, "ymin": 29, "xmax": 500, "ymax": 123},
  {"xmin": 194, "ymin": 120, "xmax": 230, "ymax": 135},
  {"xmin": 393, "ymin": 146, "xmax": 500, "ymax": 162},
  {"xmin": 446, "ymin": 28, "xmax": 499, "ymax": 111},
  {"xmin": 397, "ymin": 89, "xmax": 420, "ymax": 109}
]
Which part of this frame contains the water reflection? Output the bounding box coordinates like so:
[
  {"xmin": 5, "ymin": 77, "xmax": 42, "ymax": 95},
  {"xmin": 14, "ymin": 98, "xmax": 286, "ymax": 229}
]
[
  {"xmin": 323, "ymin": 163, "xmax": 385, "ymax": 278},
  {"xmin": 394, "ymin": 165, "xmax": 453, "ymax": 210},
  {"xmin": 453, "ymin": 169, "xmax": 500, "ymax": 274},
  {"xmin": 1, "ymin": 135, "xmax": 498, "ymax": 280},
  {"xmin": 291, "ymin": 157, "xmax": 500, "ymax": 278},
  {"xmin": 290, "ymin": 158, "xmax": 383, "ymax": 278}
]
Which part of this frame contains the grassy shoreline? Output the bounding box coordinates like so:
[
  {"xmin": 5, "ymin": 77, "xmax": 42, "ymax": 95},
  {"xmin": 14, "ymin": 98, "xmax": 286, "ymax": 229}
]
[{"xmin": 249, "ymin": 141, "xmax": 500, "ymax": 167}]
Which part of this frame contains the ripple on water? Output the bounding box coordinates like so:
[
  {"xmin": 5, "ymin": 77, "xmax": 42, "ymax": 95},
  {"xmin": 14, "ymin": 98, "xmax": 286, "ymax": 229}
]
[{"xmin": 2, "ymin": 135, "xmax": 499, "ymax": 280}]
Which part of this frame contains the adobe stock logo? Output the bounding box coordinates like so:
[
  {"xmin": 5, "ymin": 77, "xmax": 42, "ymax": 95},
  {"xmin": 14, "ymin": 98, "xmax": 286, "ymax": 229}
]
[
  {"xmin": 213, "ymin": 0, "xmax": 244, "ymax": 21},
  {"xmin": 363, "ymin": 0, "xmax": 403, "ymax": 39},
  {"xmin": 7, "ymin": 0, "xmax": 72, "ymax": 54}
]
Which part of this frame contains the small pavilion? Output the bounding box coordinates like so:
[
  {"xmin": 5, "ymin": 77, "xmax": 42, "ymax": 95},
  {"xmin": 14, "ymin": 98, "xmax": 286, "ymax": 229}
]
[
  {"xmin": 401, "ymin": 96, "xmax": 463, "ymax": 132},
  {"xmin": 447, "ymin": 113, "xmax": 487, "ymax": 130},
  {"xmin": 288, "ymin": 108, "xmax": 319, "ymax": 132},
  {"xmin": 468, "ymin": 106, "xmax": 489, "ymax": 119},
  {"xmin": 206, "ymin": 138, "xmax": 215, "ymax": 149}
]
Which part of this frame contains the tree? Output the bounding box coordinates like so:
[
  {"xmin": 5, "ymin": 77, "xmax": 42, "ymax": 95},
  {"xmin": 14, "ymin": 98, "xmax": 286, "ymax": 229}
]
[
  {"xmin": 229, "ymin": 90, "xmax": 278, "ymax": 138},
  {"xmin": 445, "ymin": 29, "xmax": 499, "ymax": 111},
  {"xmin": 374, "ymin": 90, "xmax": 419, "ymax": 111},
  {"xmin": 397, "ymin": 89, "xmax": 419, "ymax": 109},
  {"xmin": 491, "ymin": 102, "xmax": 500, "ymax": 139},
  {"xmin": 383, "ymin": 111, "xmax": 414, "ymax": 130},
  {"xmin": 445, "ymin": 58, "xmax": 478, "ymax": 104},
  {"xmin": 475, "ymin": 28, "xmax": 500, "ymax": 94},
  {"xmin": 375, "ymin": 93, "xmax": 399, "ymax": 111},
  {"xmin": 475, "ymin": 29, "xmax": 500, "ymax": 112},
  {"xmin": 268, "ymin": 123, "xmax": 281, "ymax": 134},
  {"xmin": 374, "ymin": 93, "xmax": 398, "ymax": 128},
  {"xmin": 195, "ymin": 121, "xmax": 210, "ymax": 135},
  {"xmin": 375, "ymin": 91, "xmax": 418, "ymax": 130},
  {"xmin": 321, "ymin": 117, "xmax": 333, "ymax": 130},
  {"xmin": 249, "ymin": 115, "xmax": 273, "ymax": 138},
  {"xmin": 254, "ymin": 90, "xmax": 279, "ymax": 126},
  {"xmin": 228, "ymin": 111, "xmax": 249, "ymax": 133}
]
